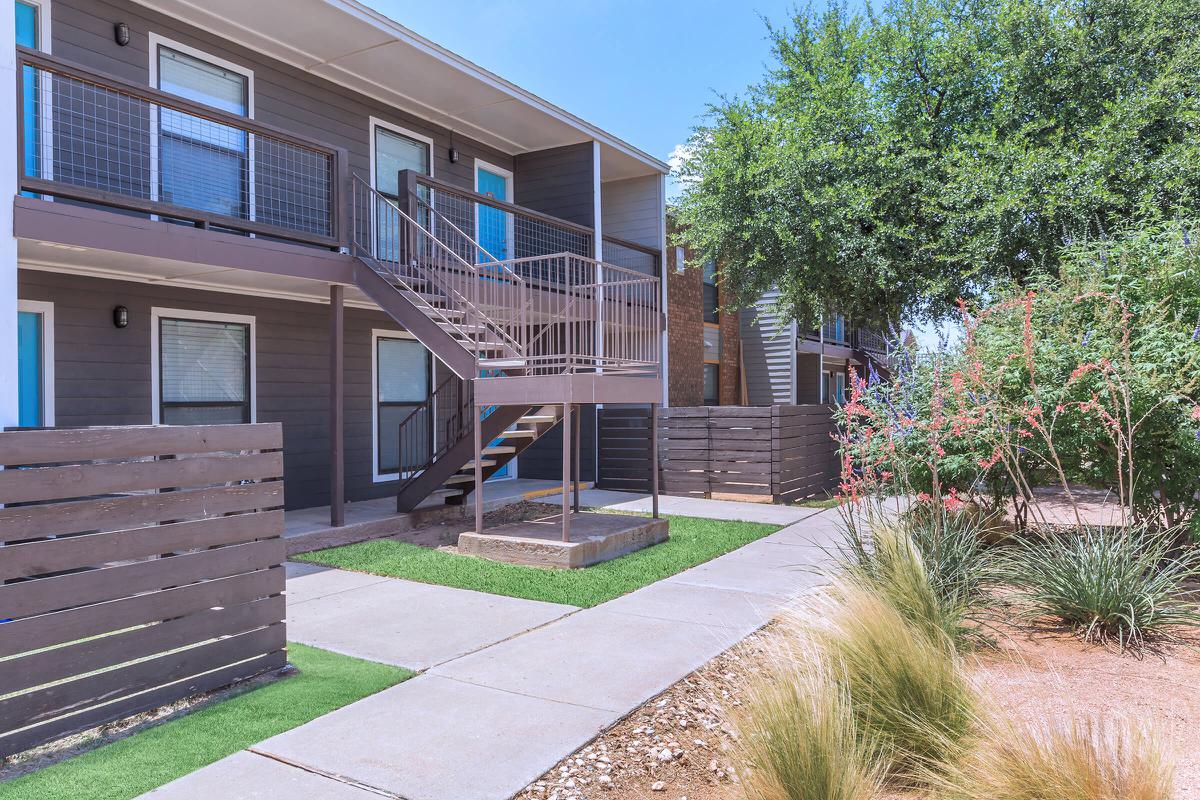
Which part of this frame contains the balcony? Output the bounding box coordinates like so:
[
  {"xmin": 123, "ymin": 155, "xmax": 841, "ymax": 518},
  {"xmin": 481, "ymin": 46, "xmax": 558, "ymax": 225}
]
[{"xmin": 15, "ymin": 46, "xmax": 347, "ymax": 250}]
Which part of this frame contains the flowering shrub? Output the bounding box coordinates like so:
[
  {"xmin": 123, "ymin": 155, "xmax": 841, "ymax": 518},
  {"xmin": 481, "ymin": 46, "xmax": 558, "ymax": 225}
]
[{"xmin": 837, "ymin": 222, "xmax": 1200, "ymax": 535}]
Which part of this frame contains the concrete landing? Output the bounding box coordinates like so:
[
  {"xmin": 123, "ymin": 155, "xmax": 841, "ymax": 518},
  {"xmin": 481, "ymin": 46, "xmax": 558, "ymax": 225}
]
[{"xmin": 457, "ymin": 511, "xmax": 669, "ymax": 568}]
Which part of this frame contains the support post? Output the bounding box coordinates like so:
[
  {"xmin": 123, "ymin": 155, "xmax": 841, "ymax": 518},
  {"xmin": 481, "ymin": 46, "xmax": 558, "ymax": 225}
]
[
  {"xmin": 474, "ymin": 401, "xmax": 484, "ymax": 534},
  {"xmin": 562, "ymin": 402, "xmax": 573, "ymax": 542},
  {"xmin": 573, "ymin": 404, "xmax": 581, "ymax": 513},
  {"xmin": 329, "ymin": 284, "xmax": 345, "ymax": 527},
  {"xmin": 650, "ymin": 403, "xmax": 660, "ymax": 519}
]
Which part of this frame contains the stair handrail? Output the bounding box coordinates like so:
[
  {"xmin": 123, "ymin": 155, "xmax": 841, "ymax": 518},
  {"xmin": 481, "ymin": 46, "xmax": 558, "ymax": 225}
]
[{"xmin": 394, "ymin": 374, "xmax": 471, "ymax": 491}]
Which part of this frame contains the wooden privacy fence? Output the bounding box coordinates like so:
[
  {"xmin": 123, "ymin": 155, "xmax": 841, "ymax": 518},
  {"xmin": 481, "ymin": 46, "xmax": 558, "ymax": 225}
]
[
  {"xmin": 597, "ymin": 405, "xmax": 840, "ymax": 502},
  {"xmin": 0, "ymin": 424, "xmax": 286, "ymax": 758}
]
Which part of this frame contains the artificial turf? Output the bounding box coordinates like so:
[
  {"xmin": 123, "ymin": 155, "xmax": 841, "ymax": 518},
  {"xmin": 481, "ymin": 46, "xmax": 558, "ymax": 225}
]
[
  {"xmin": 1, "ymin": 643, "xmax": 412, "ymax": 800},
  {"xmin": 296, "ymin": 514, "xmax": 782, "ymax": 608}
]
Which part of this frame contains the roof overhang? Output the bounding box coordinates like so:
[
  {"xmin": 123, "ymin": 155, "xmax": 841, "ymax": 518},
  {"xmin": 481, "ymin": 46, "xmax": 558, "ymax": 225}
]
[{"xmin": 133, "ymin": 0, "xmax": 668, "ymax": 180}]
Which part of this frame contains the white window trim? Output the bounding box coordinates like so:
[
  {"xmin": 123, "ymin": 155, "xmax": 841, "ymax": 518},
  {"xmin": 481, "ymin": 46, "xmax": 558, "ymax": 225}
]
[
  {"xmin": 17, "ymin": 299, "xmax": 55, "ymax": 427},
  {"xmin": 147, "ymin": 34, "xmax": 256, "ymax": 220},
  {"xmin": 18, "ymin": 0, "xmax": 52, "ymax": 53},
  {"xmin": 371, "ymin": 328, "xmax": 434, "ymax": 483},
  {"xmin": 150, "ymin": 307, "xmax": 257, "ymax": 425},
  {"xmin": 369, "ymin": 117, "xmax": 436, "ymax": 192},
  {"xmin": 472, "ymin": 158, "xmax": 515, "ymax": 262}
]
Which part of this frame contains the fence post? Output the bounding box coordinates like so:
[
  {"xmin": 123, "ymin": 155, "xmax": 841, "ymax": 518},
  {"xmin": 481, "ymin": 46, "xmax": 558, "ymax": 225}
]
[{"xmin": 771, "ymin": 405, "xmax": 780, "ymax": 503}]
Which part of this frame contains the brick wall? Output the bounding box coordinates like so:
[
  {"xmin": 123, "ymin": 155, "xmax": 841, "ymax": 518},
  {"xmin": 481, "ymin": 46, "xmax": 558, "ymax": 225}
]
[
  {"xmin": 667, "ymin": 242, "xmax": 703, "ymax": 406},
  {"xmin": 666, "ymin": 227, "xmax": 742, "ymax": 406}
]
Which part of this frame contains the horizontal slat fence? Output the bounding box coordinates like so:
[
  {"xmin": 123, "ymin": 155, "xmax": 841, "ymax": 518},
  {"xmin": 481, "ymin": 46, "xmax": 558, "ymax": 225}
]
[
  {"xmin": 597, "ymin": 405, "xmax": 840, "ymax": 502},
  {"xmin": 0, "ymin": 424, "xmax": 286, "ymax": 758}
]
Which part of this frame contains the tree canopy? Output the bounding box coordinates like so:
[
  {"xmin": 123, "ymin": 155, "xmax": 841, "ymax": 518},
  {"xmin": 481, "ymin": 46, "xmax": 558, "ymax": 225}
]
[{"xmin": 674, "ymin": 0, "xmax": 1200, "ymax": 330}]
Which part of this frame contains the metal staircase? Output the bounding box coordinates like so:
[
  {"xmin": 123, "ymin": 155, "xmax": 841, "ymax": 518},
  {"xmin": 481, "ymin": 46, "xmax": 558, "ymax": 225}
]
[{"xmin": 349, "ymin": 173, "xmax": 661, "ymax": 513}]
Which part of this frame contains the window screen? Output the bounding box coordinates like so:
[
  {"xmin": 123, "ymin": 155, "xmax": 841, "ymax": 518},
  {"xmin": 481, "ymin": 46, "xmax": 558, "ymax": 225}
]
[{"xmin": 160, "ymin": 317, "xmax": 250, "ymax": 424}]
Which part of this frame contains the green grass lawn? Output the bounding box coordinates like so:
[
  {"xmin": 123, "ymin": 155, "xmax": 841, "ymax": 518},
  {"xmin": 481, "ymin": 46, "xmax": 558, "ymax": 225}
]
[
  {"xmin": 296, "ymin": 515, "xmax": 782, "ymax": 607},
  {"xmin": 1, "ymin": 643, "xmax": 412, "ymax": 800}
]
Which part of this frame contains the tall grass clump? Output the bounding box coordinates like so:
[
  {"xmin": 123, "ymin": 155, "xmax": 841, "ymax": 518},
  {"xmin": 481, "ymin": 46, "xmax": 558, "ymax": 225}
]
[
  {"xmin": 839, "ymin": 506, "xmax": 999, "ymax": 650},
  {"xmin": 785, "ymin": 585, "xmax": 976, "ymax": 783},
  {"xmin": 938, "ymin": 715, "xmax": 1173, "ymax": 800},
  {"xmin": 1005, "ymin": 525, "xmax": 1200, "ymax": 650},
  {"xmin": 735, "ymin": 664, "xmax": 883, "ymax": 800}
]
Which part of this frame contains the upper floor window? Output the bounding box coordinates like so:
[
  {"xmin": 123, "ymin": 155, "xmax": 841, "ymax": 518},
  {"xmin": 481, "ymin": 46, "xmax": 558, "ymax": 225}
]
[
  {"xmin": 702, "ymin": 259, "xmax": 718, "ymax": 324},
  {"xmin": 152, "ymin": 39, "xmax": 252, "ymax": 219}
]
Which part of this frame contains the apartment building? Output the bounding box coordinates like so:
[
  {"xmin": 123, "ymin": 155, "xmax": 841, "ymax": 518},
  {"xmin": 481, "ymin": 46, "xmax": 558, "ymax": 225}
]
[{"xmin": 1, "ymin": 0, "xmax": 668, "ymax": 525}]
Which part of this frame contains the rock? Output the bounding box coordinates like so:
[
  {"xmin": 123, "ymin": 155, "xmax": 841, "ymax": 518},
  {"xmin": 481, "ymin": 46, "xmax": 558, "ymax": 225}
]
[
  {"xmin": 651, "ymin": 781, "xmax": 666, "ymax": 791},
  {"xmin": 597, "ymin": 775, "xmax": 612, "ymax": 787},
  {"xmin": 657, "ymin": 748, "xmax": 673, "ymax": 762}
]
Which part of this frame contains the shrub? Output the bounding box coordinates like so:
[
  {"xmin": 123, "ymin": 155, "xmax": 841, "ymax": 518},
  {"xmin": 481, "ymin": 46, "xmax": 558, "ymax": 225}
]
[
  {"xmin": 940, "ymin": 715, "xmax": 1173, "ymax": 800},
  {"xmin": 735, "ymin": 664, "xmax": 882, "ymax": 800},
  {"xmin": 839, "ymin": 508, "xmax": 1000, "ymax": 649},
  {"xmin": 785, "ymin": 585, "xmax": 976, "ymax": 782},
  {"xmin": 1005, "ymin": 526, "xmax": 1200, "ymax": 649}
]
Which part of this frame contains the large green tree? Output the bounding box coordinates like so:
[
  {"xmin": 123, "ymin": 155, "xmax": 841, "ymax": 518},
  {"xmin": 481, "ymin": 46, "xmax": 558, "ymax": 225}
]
[{"xmin": 675, "ymin": 0, "xmax": 1200, "ymax": 329}]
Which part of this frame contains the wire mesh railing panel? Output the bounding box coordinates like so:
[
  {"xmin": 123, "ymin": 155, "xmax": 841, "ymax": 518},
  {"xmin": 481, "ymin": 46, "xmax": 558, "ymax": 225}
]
[
  {"xmin": 601, "ymin": 237, "xmax": 659, "ymax": 277},
  {"xmin": 17, "ymin": 51, "xmax": 338, "ymax": 244}
]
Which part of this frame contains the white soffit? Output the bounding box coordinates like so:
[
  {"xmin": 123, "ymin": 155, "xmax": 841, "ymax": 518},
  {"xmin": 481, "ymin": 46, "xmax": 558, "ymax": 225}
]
[{"xmin": 133, "ymin": 0, "xmax": 668, "ymax": 177}]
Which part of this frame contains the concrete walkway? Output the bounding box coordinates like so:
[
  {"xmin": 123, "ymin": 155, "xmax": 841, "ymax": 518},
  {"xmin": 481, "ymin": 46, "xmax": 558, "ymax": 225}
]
[
  {"xmin": 147, "ymin": 504, "xmax": 843, "ymax": 800},
  {"xmin": 531, "ymin": 487, "xmax": 827, "ymax": 526}
]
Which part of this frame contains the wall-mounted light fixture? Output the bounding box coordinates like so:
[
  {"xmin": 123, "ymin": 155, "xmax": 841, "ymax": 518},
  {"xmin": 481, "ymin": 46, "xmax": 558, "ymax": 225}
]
[
  {"xmin": 448, "ymin": 130, "xmax": 459, "ymax": 164},
  {"xmin": 113, "ymin": 305, "xmax": 129, "ymax": 329},
  {"xmin": 114, "ymin": 22, "xmax": 130, "ymax": 46}
]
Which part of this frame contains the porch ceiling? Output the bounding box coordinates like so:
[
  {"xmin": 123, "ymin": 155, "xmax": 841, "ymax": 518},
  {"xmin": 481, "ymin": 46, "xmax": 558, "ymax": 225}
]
[{"xmin": 132, "ymin": 0, "xmax": 668, "ymax": 181}]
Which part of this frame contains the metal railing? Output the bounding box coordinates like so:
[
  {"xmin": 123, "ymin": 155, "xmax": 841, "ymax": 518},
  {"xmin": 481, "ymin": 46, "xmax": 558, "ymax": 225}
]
[
  {"xmin": 602, "ymin": 235, "xmax": 661, "ymax": 277},
  {"xmin": 15, "ymin": 46, "xmax": 346, "ymax": 247},
  {"xmin": 852, "ymin": 328, "xmax": 889, "ymax": 355},
  {"xmin": 351, "ymin": 175, "xmax": 661, "ymax": 377},
  {"xmin": 394, "ymin": 375, "xmax": 471, "ymax": 480}
]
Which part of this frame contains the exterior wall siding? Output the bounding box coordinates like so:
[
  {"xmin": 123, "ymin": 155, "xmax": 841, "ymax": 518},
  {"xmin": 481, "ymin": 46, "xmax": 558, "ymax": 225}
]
[
  {"xmin": 513, "ymin": 143, "xmax": 595, "ymax": 227},
  {"xmin": 49, "ymin": 0, "xmax": 514, "ymax": 197},
  {"xmin": 739, "ymin": 290, "xmax": 796, "ymax": 406},
  {"xmin": 16, "ymin": 269, "xmax": 453, "ymax": 511},
  {"xmin": 601, "ymin": 176, "xmax": 661, "ymax": 247}
]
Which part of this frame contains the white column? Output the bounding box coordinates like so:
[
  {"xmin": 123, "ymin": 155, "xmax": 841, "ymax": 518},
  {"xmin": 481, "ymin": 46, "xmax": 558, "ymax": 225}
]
[{"xmin": 1, "ymin": 9, "xmax": 20, "ymax": 428}]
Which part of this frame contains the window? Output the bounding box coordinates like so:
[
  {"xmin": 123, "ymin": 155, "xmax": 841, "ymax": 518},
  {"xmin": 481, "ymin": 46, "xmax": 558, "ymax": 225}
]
[
  {"xmin": 822, "ymin": 371, "xmax": 847, "ymax": 405},
  {"xmin": 822, "ymin": 314, "xmax": 847, "ymax": 344},
  {"xmin": 17, "ymin": 300, "xmax": 54, "ymax": 427},
  {"xmin": 703, "ymin": 363, "xmax": 719, "ymax": 406},
  {"xmin": 702, "ymin": 259, "xmax": 718, "ymax": 324},
  {"xmin": 371, "ymin": 121, "xmax": 433, "ymax": 259},
  {"xmin": 154, "ymin": 311, "xmax": 253, "ymax": 425},
  {"xmin": 674, "ymin": 246, "xmax": 686, "ymax": 274},
  {"xmin": 16, "ymin": 0, "xmax": 51, "ymax": 189},
  {"xmin": 152, "ymin": 38, "xmax": 252, "ymax": 219},
  {"xmin": 374, "ymin": 333, "xmax": 431, "ymax": 478}
]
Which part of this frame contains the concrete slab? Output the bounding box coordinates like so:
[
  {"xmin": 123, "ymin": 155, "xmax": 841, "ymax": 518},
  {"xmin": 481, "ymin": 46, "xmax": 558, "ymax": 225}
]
[
  {"xmin": 146, "ymin": 751, "xmax": 379, "ymax": 799},
  {"xmin": 287, "ymin": 577, "xmax": 577, "ymax": 670},
  {"xmin": 600, "ymin": 579, "xmax": 778, "ymax": 631},
  {"xmin": 255, "ymin": 675, "xmax": 613, "ymax": 800},
  {"xmin": 458, "ymin": 512, "xmax": 668, "ymax": 568},
  {"xmin": 666, "ymin": 551, "xmax": 827, "ymax": 598},
  {"xmin": 532, "ymin": 489, "xmax": 824, "ymax": 526},
  {"xmin": 283, "ymin": 565, "xmax": 389, "ymax": 606},
  {"xmin": 430, "ymin": 609, "xmax": 744, "ymax": 713}
]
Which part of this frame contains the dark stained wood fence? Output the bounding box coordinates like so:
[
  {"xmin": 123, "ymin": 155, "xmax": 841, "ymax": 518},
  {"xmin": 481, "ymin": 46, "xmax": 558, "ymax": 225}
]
[
  {"xmin": 596, "ymin": 406, "xmax": 655, "ymax": 493},
  {"xmin": 597, "ymin": 405, "xmax": 840, "ymax": 502},
  {"xmin": 0, "ymin": 424, "xmax": 286, "ymax": 758}
]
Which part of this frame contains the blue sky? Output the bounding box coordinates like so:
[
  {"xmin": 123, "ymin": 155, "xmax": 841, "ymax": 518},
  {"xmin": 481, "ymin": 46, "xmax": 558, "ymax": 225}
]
[{"xmin": 366, "ymin": 0, "xmax": 802, "ymax": 193}]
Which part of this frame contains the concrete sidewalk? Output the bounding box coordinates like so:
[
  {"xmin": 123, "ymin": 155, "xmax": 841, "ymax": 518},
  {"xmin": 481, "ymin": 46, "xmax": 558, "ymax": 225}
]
[
  {"xmin": 532, "ymin": 487, "xmax": 829, "ymax": 526},
  {"xmin": 147, "ymin": 506, "xmax": 843, "ymax": 800}
]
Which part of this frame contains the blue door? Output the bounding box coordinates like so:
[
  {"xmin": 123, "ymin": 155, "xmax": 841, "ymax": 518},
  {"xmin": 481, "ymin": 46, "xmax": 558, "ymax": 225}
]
[
  {"xmin": 16, "ymin": 1, "xmax": 40, "ymax": 186},
  {"xmin": 476, "ymin": 166, "xmax": 510, "ymax": 262},
  {"xmin": 17, "ymin": 310, "xmax": 44, "ymax": 427}
]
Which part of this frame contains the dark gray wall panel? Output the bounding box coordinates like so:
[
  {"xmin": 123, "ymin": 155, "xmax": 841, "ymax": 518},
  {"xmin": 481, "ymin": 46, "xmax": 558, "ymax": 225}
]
[
  {"xmin": 513, "ymin": 143, "xmax": 595, "ymax": 228},
  {"xmin": 16, "ymin": 269, "xmax": 445, "ymax": 511}
]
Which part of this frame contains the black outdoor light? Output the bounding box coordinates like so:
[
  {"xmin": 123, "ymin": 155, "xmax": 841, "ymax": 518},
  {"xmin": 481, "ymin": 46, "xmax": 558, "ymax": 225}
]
[
  {"xmin": 114, "ymin": 22, "xmax": 130, "ymax": 46},
  {"xmin": 448, "ymin": 131, "xmax": 459, "ymax": 164},
  {"xmin": 113, "ymin": 305, "xmax": 129, "ymax": 329}
]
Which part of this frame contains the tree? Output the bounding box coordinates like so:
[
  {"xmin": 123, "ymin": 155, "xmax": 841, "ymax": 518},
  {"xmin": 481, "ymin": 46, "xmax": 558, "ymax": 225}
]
[{"xmin": 674, "ymin": 0, "xmax": 1200, "ymax": 330}]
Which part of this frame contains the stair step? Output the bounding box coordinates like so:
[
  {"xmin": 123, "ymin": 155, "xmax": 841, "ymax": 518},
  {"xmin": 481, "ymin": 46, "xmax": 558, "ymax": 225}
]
[
  {"xmin": 443, "ymin": 474, "xmax": 476, "ymax": 485},
  {"xmin": 519, "ymin": 415, "xmax": 558, "ymax": 424},
  {"xmin": 482, "ymin": 445, "xmax": 516, "ymax": 455},
  {"xmin": 460, "ymin": 459, "xmax": 497, "ymax": 469},
  {"xmin": 495, "ymin": 429, "xmax": 536, "ymax": 439}
]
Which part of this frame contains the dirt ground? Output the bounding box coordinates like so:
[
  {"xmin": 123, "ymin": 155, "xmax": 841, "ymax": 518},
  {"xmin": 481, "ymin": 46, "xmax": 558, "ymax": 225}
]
[{"xmin": 518, "ymin": 623, "xmax": 1200, "ymax": 800}]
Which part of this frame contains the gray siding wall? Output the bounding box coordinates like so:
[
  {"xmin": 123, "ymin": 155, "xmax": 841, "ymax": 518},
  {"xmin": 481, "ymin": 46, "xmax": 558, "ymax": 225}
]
[
  {"xmin": 50, "ymin": 0, "xmax": 515, "ymax": 195},
  {"xmin": 796, "ymin": 353, "xmax": 821, "ymax": 404},
  {"xmin": 601, "ymin": 175, "xmax": 661, "ymax": 248},
  {"xmin": 17, "ymin": 269, "xmax": 455, "ymax": 511},
  {"xmin": 740, "ymin": 290, "xmax": 796, "ymax": 405},
  {"xmin": 513, "ymin": 143, "xmax": 595, "ymax": 227}
]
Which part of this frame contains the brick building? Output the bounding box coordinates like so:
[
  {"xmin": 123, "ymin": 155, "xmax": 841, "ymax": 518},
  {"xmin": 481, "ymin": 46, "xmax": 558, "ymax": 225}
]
[{"xmin": 666, "ymin": 231, "xmax": 741, "ymax": 406}]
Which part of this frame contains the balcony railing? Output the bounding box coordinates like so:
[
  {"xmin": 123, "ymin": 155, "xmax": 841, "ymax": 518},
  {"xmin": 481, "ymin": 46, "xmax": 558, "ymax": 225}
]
[
  {"xmin": 352, "ymin": 175, "xmax": 661, "ymax": 377},
  {"xmin": 803, "ymin": 324, "xmax": 888, "ymax": 354},
  {"xmin": 15, "ymin": 46, "xmax": 347, "ymax": 248}
]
